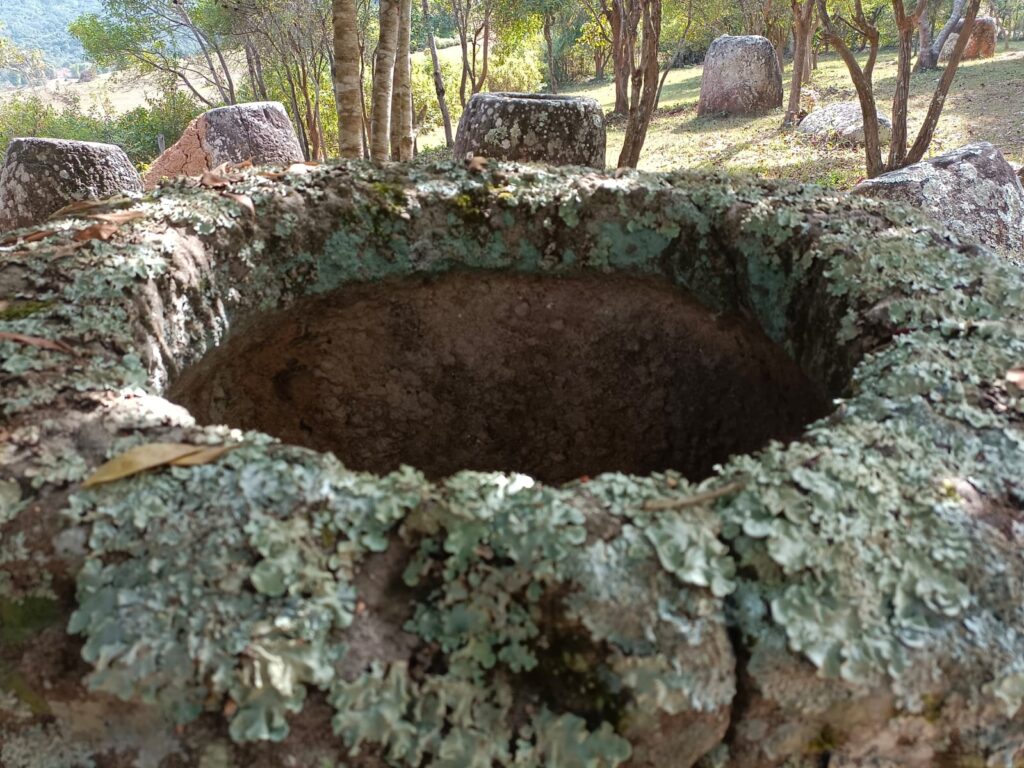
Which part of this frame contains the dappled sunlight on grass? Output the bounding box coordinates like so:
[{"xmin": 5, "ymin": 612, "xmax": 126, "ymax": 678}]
[{"xmin": 561, "ymin": 41, "xmax": 1024, "ymax": 187}]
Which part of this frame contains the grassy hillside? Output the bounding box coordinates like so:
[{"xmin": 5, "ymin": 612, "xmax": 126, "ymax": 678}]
[{"xmin": 1, "ymin": 0, "xmax": 100, "ymax": 68}]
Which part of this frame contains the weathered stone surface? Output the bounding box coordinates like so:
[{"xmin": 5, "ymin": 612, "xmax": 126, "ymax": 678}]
[
  {"xmin": 797, "ymin": 101, "xmax": 893, "ymax": 146},
  {"xmin": 958, "ymin": 15, "xmax": 998, "ymax": 58},
  {"xmin": 853, "ymin": 141, "xmax": 1024, "ymax": 263},
  {"xmin": 143, "ymin": 101, "xmax": 303, "ymax": 188},
  {"xmin": 940, "ymin": 16, "xmax": 998, "ymax": 62},
  {"xmin": 0, "ymin": 137, "xmax": 142, "ymax": 232},
  {"xmin": 2, "ymin": 162, "xmax": 1024, "ymax": 767},
  {"xmin": 453, "ymin": 92, "xmax": 606, "ymax": 167},
  {"xmin": 697, "ymin": 35, "xmax": 783, "ymax": 117}
]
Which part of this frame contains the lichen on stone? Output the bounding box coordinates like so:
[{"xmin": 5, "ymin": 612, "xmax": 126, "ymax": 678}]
[{"xmin": 1, "ymin": 160, "xmax": 1023, "ymax": 765}]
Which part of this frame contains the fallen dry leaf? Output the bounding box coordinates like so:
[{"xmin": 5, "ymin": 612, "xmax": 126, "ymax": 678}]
[
  {"xmin": 284, "ymin": 163, "xmax": 314, "ymax": 175},
  {"xmin": 82, "ymin": 442, "xmax": 236, "ymax": 488},
  {"xmin": 89, "ymin": 211, "xmax": 147, "ymax": 225},
  {"xmin": 48, "ymin": 196, "xmax": 137, "ymax": 220},
  {"xmin": 222, "ymin": 192, "xmax": 256, "ymax": 217},
  {"xmin": 230, "ymin": 159, "xmax": 254, "ymax": 171},
  {"xmin": 0, "ymin": 331, "xmax": 74, "ymax": 354},
  {"xmin": 0, "ymin": 229, "xmax": 58, "ymax": 246},
  {"xmin": 170, "ymin": 444, "xmax": 236, "ymax": 466},
  {"xmin": 200, "ymin": 169, "xmax": 234, "ymax": 188},
  {"xmin": 73, "ymin": 222, "xmax": 120, "ymax": 242},
  {"xmin": 464, "ymin": 155, "xmax": 489, "ymax": 173},
  {"xmin": 1007, "ymin": 368, "xmax": 1024, "ymax": 390}
]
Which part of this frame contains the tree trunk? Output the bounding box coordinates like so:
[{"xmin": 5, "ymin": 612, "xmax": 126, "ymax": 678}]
[
  {"xmin": 888, "ymin": 0, "xmax": 924, "ymax": 169},
  {"xmin": 544, "ymin": 14, "xmax": 558, "ymax": 93},
  {"xmin": 609, "ymin": 3, "xmax": 630, "ymax": 115},
  {"xmin": 391, "ymin": 0, "xmax": 414, "ymax": 160},
  {"xmin": 917, "ymin": 0, "xmax": 967, "ymax": 71},
  {"xmin": 421, "ymin": 0, "xmax": 454, "ymax": 147},
  {"xmin": 371, "ymin": 0, "xmax": 400, "ymax": 161},
  {"xmin": 905, "ymin": 0, "xmax": 981, "ymax": 164},
  {"xmin": 333, "ymin": 0, "xmax": 364, "ymax": 158},
  {"xmin": 618, "ymin": 0, "xmax": 661, "ymax": 168},
  {"xmin": 784, "ymin": 0, "xmax": 814, "ymax": 126}
]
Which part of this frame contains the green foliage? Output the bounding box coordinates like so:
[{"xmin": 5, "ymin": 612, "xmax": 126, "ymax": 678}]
[
  {"xmin": 0, "ymin": 88, "xmax": 201, "ymax": 168},
  {"xmin": 0, "ymin": 0, "xmax": 99, "ymax": 70}
]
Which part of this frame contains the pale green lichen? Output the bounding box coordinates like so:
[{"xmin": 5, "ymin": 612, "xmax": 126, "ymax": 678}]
[{"xmin": 2, "ymin": 160, "xmax": 1023, "ymax": 764}]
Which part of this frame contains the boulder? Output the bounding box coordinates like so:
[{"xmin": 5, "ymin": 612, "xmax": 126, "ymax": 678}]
[
  {"xmin": 940, "ymin": 16, "xmax": 998, "ymax": 62},
  {"xmin": 0, "ymin": 138, "xmax": 142, "ymax": 232},
  {"xmin": 797, "ymin": 101, "xmax": 893, "ymax": 146},
  {"xmin": 453, "ymin": 92, "xmax": 606, "ymax": 168},
  {"xmin": 143, "ymin": 101, "xmax": 304, "ymax": 188},
  {"xmin": 853, "ymin": 141, "xmax": 1024, "ymax": 263},
  {"xmin": 3, "ymin": 163, "xmax": 1024, "ymax": 767},
  {"xmin": 697, "ymin": 35, "xmax": 783, "ymax": 117}
]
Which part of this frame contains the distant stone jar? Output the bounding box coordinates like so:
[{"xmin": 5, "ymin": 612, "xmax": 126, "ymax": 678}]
[
  {"xmin": 144, "ymin": 101, "xmax": 304, "ymax": 188},
  {"xmin": 0, "ymin": 137, "xmax": 142, "ymax": 232},
  {"xmin": 939, "ymin": 16, "xmax": 998, "ymax": 62},
  {"xmin": 697, "ymin": 35, "xmax": 783, "ymax": 117},
  {"xmin": 453, "ymin": 92, "xmax": 606, "ymax": 168}
]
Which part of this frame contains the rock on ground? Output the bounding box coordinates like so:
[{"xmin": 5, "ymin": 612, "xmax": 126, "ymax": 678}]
[
  {"xmin": 797, "ymin": 101, "xmax": 893, "ymax": 146},
  {"xmin": 453, "ymin": 92, "xmax": 606, "ymax": 167},
  {"xmin": 853, "ymin": 141, "xmax": 1024, "ymax": 264},
  {"xmin": 143, "ymin": 101, "xmax": 304, "ymax": 188},
  {"xmin": 0, "ymin": 137, "xmax": 142, "ymax": 232},
  {"xmin": 697, "ymin": 35, "xmax": 783, "ymax": 117}
]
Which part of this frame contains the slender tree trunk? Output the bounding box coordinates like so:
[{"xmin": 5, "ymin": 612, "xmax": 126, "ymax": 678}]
[
  {"xmin": 421, "ymin": 0, "xmax": 454, "ymax": 146},
  {"xmin": 609, "ymin": 2, "xmax": 629, "ymax": 114},
  {"xmin": 817, "ymin": 0, "xmax": 883, "ymax": 177},
  {"xmin": 888, "ymin": 1, "xmax": 924, "ymax": 169},
  {"xmin": 906, "ymin": 0, "xmax": 981, "ymax": 163},
  {"xmin": 618, "ymin": 0, "xmax": 661, "ymax": 168},
  {"xmin": 784, "ymin": 0, "xmax": 814, "ymax": 126},
  {"xmin": 917, "ymin": 0, "xmax": 967, "ymax": 71},
  {"xmin": 391, "ymin": 0, "xmax": 414, "ymax": 160},
  {"xmin": 333, "ymin": 0, "xmax": 364, "ymax": 158},
  {"xmin": 544, "ymin": 14, "xmax": 558, "ymax": 93},
  {"xmin": 371, "ymin": 0, "xmax": 400, "ymax": 161}
]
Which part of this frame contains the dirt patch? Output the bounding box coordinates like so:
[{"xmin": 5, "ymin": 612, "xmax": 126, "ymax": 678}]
[{"xmin": 170, "ymin": 272, "xmax": 830, "ymax": 483}]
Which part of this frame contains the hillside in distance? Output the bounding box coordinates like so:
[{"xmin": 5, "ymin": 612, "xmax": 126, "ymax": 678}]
[{"xmin": 1, "ymin": 0, "xmax": 101, "ymax": 68}]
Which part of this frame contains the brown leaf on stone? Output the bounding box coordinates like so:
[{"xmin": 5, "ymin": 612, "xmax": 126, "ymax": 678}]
[
  {"xmin": 223, "ymin": 699, "xmax": 239, "ymax": 719},
  {"xmin": 73, "ymin": 221, "xmax": 120, "ymax": 242},
  {"xmin": 89, "ymin": 211, "xmax": 147, "ymax": 225},
  {"xmin": 200, "ymin": 168, "xmax": 234, "ymax": 188},
  {"xmin": 222, "ymin": 192, "xmax": 256, "ymax": 218},
  {"xmin": 49, "ymin": 196, "xmax": 136, "ymax": 220},
  {"xmin": 170, "ymin": 444, "xmax": 236, "ymax": 466},
  {"xmin": 1007, "ymin": 368, "xmax": 1024, "ymax": 391},
  {"xmin": 82, "ymin": 442, "xmax": 236, "ymax": 488},
  {"xmin": 0, "ymin": 331, "xmax": 75, "ymax": 354},
  {"xmin": 464, "ymin": 155, "xmax": 489, "ymax": 173},
  {"xmin": 284, "ymin": 162, "xmax": 318, "ymax": 175},
  {"xmin": 229, "ymin": 159, "xmax": 254, "ymax": 171},
  {"xmin": 0, "ymin": 229, "xmax": 58, "ymax": 246}
]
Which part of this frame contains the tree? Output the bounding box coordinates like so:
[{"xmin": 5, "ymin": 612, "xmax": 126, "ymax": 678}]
[
  {"xmin": 0, "ymin": 26, "xmax": 45, "ymax": 85},
  {"xmin": 448, "ymin": 0, "xmax": 494, "ymax": 106},
  {"xmin": 391, "ymin": 0, "xmax": 414, "ymax": 159},
  {"xmin": 617, "ymin": 0, "xmax": 661, "ymax": 167},
  {"xmin": 784, "ymin": 0, "xmax": 817, "ymax": 126},
  {"xmin": 421, "ymin": 0, "xmax": 455, "ymax": 146},
  {"xmin": 916, "ymin": 0, "xmax": 967, "ymax": 70},
  {"xmin": 371, "ymin": 0, "xmax": 400, "ymax": 161},
  {"xmin": 71, "ymin": 0, "xmax": 237, "ymax": 108},
  {"xmin": 334, "ymin": 0, "xmax": 364, "ymax": 157},
  {"xmin": 817, "ymin": 0, "xmax": 982, "ymax": 177}
]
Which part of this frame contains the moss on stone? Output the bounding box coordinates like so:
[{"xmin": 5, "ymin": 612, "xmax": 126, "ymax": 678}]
[{"xmin": 0, "ymin": 160, "xmax": 1023, "ymax": 766}]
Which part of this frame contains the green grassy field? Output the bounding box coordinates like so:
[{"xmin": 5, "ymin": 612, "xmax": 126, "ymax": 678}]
[{"xmin": 552, "ymin": 41, "xmax": 1024, "ymax": 187}]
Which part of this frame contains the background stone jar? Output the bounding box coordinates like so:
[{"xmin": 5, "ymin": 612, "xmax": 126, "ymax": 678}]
[{"xmin": 453, "ymin": 92, "xmax": 606, "ymax": 167}]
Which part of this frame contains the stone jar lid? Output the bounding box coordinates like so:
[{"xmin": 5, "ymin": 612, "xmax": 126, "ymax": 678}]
[{"xmin": 454, "ymin": 91, "xmax": 606, "ymax": 168}]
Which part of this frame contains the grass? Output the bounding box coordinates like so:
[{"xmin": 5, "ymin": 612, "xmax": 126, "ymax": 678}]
[{"xmin": 557, "ymin": 41, "xmax": 1024, "ymax": 187}]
